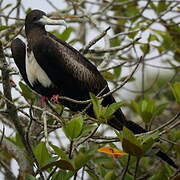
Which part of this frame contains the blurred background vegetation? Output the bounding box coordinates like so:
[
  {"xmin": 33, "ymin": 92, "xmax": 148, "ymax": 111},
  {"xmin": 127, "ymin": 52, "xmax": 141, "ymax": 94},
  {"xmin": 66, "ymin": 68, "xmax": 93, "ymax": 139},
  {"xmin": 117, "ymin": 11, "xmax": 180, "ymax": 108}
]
[{"xmin": 0, "ymin": 0, "xmax": 179, "ymax": 179}]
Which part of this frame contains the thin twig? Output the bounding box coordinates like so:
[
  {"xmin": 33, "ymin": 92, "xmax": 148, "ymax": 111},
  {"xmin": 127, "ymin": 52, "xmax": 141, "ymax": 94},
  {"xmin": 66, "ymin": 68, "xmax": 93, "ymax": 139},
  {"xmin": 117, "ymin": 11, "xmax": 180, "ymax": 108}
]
[
  {"xmin": 0, "ymin": 125, "xmax": 5, "ymax": 145},
  {"xmin": 136, "ymin": 112, "xmax": 180, "ymax": 136},
  {"xmin": 102, "ymin": 56, "xmax": 142, "ymax": 97},
  {"xmin": 160, "ymin": 137, "xmax": 180, "ymax": 146},
  {"xmin": 121, "ymin": 154, "xmax": 131, "ymax": 180},
  {"xmin": 69, "ymin": 140, "xmax": 74, "ymax": 159},
  {"xmin": 47, "ymin": 167, "xmax": 58, "ymax": 180},
  {"xmin": 87, "ymin": 37, "xmax": 140, "ymax": 53},
  {"xmin": 82, "ymin": 26, "xmax": 111, "ymax": 54},
  {"xmin": 156, "ymin": 112, "xmax": 180, "ymax": 133},
  {"xmin": 134, "ymin": 158, "xmax": 140, "ymax": 180},
  {"xmin": 0, "ymin": 159, "xmax": 16, "ymax": 180},
  {"xmin": 0, "ymin": 95, "xmax": 62, "ymax": 129},
  {"xmin": 100, "ymin": 62, "xmax": 126, "ymax": 72},
  {"xmin": 75, "ymin": 126, "xmax": 99, "ymax": 147},
  {"xmin": 160, "ymin": 119, "xmax": 180, "ymax": 136}
]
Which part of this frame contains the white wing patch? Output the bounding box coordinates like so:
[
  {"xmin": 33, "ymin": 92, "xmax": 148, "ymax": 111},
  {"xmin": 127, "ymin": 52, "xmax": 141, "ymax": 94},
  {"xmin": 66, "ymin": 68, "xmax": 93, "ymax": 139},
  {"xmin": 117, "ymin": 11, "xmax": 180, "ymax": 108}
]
[{"xmin": 26, "ymin": 50, "xmax": 53, "ymax": 87}]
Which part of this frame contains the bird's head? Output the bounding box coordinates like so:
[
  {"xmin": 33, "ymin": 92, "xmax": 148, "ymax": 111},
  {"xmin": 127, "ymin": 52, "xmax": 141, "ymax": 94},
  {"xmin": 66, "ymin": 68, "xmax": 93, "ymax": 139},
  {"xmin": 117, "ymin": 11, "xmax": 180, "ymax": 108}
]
[{"xmin": 25, "ymin": 9, "xmax": 67, "ymax": 35}]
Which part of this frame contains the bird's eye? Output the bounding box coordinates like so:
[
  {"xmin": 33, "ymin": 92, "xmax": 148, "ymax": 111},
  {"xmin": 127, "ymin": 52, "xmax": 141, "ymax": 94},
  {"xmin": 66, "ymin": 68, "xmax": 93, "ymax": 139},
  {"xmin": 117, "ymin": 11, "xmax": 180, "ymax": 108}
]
[{"xmin": 32, "ymin": 16, "xmax": 39, "ymax": 21}]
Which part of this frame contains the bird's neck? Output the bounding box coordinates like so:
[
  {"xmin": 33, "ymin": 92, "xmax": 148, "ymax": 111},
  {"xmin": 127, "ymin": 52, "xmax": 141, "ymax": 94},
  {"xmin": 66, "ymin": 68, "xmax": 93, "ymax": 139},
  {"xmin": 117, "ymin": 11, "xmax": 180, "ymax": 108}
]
[{"xmin": 26, "ymin": 27, "xmax": 46, "ymax": 50}]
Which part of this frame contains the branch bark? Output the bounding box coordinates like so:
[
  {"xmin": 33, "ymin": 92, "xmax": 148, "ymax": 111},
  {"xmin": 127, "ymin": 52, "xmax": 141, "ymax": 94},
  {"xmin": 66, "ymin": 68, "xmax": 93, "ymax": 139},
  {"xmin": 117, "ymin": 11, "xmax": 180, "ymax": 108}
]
[{"xmin": 0, "ymin": 136, "xmax": 33, "ymax": 179}]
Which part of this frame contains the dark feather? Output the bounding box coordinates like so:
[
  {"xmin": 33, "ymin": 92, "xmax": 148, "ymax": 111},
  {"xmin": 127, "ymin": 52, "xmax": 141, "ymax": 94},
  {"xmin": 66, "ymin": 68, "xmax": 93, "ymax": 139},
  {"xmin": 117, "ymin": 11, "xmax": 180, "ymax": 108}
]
[{"xmin": 11, "ymin": 38, "xmax": 32, "ymax": 88}]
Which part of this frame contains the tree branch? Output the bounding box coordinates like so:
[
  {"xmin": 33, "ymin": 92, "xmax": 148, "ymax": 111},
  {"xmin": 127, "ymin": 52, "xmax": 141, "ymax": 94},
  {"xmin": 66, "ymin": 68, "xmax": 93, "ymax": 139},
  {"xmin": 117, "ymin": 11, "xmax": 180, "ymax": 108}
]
[{"xmin": 0, "ymin": 136, "xmax": 33, "ymax": 178}]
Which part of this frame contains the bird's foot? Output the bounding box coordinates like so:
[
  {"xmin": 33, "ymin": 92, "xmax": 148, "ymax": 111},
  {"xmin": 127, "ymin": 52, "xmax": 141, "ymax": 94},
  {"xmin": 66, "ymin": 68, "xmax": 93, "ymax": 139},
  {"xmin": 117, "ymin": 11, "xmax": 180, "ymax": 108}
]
[
  {"xmin": 40, "ymin": 96, "xmax": 49, "ymax": 105},
  {"xmin": 50, "ymin": 94, "xmax": 60, "ymax": 103}
]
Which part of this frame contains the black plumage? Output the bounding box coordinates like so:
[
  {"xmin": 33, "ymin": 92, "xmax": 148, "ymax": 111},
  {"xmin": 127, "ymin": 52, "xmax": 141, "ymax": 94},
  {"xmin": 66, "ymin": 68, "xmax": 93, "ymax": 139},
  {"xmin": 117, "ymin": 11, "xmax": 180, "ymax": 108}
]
[{"xmin": 11, "ymin": 10, "xmax": 178, "ymax": 169}]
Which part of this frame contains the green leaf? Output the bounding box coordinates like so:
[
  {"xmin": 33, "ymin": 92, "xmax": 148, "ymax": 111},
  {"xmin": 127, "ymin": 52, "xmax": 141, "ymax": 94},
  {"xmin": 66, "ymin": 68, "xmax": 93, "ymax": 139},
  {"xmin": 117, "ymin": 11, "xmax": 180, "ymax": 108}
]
[
  {"xmin": 50, "ymin": 144, "xmax": 68, "ymax": 160},
  {"xmin": 39, "ymin": 159, "xmax": 74, "ymax": 172},
  {"xmin": 157, "ymin": 1, "xmax": 168, "ymax": 14},
  {"xmin": 86, "ymin": 170, "xmax": 99, "ymax": 180},
  {"xmin": 149, "ymin": 165, "xmax": 174, "ymax": 180},
  {"xmin": 162, "ymin": 34, "xmax": 174, "ymax": 50},
  {"xmin": 104, "ymin": 170, "xmax": 116, "ymax": 180},
  {"xmin": 56, "ymin": 27, "xmax": 74, "ymax": 41},
  {"xmin": 130, "ymin": 101, "xmax": 140, "ymax": 114},
  {"xmin": 128, "ymin": 27, "xmax": 139, "ymax": 39},
  {"xmin": 89, "ymin": 99, "xmax": 108, "ymax": 123},
  {"xmin": 140, "ymin": 43, "xmax": 150, "ymax": 54},
  {"xmin": 121, "ymin": 128, "xmax": 145, "ymax": 157},
  {"xmin": 140, "ymin": 98, "xmax": 155, "ymax": 123},
  {"xmin": 153, "ymin": 45, "xmax": 165, "ymax": 53},
  {"xmin": 110, "ymin": 37, "xmax": 120, "ymax": 47},
  {"xmin": 170, "ymin": 82, "xmax": 180, "ymax": 103},
  {"xmin": 141, "ymin": 100, "xmax": 148, "ymax": 112},
  {"xmin": 26, "ymin": 8, "xmax": 32, "ymax": 14},
  {"xmin": 63, "ymin": 116, "xmax": 83, "ymax": 141},
  {"xmin": 93, "ymin": 156, "xmax": 113, "ymax": 164},
  {"xmin": 101, "ymin": 161, "xmax": 118, "ymax": 169},
  {"xmin": 52, "ymin": 104, "xmax": 64, "ymax": 114},
  {"xmin": 102, "ymin": 71, "xmax": 115, "ymax": 81},
  {"xmin": 122, "ymin": 138, "xmax": 144, "ymax": 157},
  {"xmin": 154, "ymin": 103, "xmax": 167, "ymax": 116},
  {"xmin": 14, "ymin": 133, "xmax": 24, "ymax": 148},
  {"xmin": 148, "ymin": 34, "xmax": 159, "ymax": 42},
  {"xmin": 131, "ymin": 98, "xmax": 161, "ymax": 124},
  {"xmin": 122, "ymin": 127, "xmax": 141, "ymax": 146},
  {"xmin": 19, "ymin": 82, "xmax": 36, "ymax": 102},
  {"xmin": 121, "ymin": 127, "xmax": 158, "ymax": 157},
  {"xmin": 115, "ymin": 130, "xmax": 123, "ymax": 141},
  {"xmin": 105, "ymin": 101, "xmax": 124, "ymax": 119},
  {"xmin": 138, "ymin": 131, "xmax": 160, "ymax": 143},
  {"xmin": 80, "ymin": 124, "xmax": 98, "ymax": 138},
  {"xmin": 33, "ymin": 142, "xmax": 50, "ymax": 167},
  {"xmin": 52, "ymin": 170, "xmax": 74, "ymax": 180},
  {"xmin": 174, "ymin": 52, "xmax": 180, "ymax": 63},
  {"xmin": 74, "ymin": 152, "xmax": 92, "ymax": 170},
  {"xmin": 113, "ymin": 66, "xmax": 121, "ymax": 79},
  {"xmin": 141, "ymin": 137, "xmax": 154, "ymax": 153},
  {"xmin": 25, "ymin": 174, "xmax": 38, "ymax": 180},
  {"xmin": 0, "ymin": 25, "xmax": 9, "ymax": 31},
  {"xmin": 125, "ymin": 4, "xmax": 139, "ymax": 17},
  {"xmin": 90, "ymin": 93, "xmax": 103, "ymax": 120},
  {"xmin": 150, "ymin": 2, "xmax": 157, "ymax": 11}
]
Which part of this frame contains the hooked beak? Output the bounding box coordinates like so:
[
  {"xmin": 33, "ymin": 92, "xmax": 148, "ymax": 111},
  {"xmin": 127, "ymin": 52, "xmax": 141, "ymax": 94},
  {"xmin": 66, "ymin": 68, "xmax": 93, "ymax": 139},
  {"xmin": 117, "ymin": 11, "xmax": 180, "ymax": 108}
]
[{"xmin": 38, "ymin": 15, "xmax": 67, "ymax": 28}]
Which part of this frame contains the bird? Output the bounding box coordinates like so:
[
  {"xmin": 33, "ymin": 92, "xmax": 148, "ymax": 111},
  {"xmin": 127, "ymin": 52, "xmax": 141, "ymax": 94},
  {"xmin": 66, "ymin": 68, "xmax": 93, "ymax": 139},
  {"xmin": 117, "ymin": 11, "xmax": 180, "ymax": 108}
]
[{"xmin": 11, "ymin": 9, "xmax": 178, "ymax": 169}]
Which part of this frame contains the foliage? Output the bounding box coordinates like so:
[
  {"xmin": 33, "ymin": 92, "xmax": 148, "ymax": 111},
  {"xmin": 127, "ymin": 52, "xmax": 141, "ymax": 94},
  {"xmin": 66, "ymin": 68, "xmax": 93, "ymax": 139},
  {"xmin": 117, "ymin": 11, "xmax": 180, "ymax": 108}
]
[{"xmin": 0, "ymin": 0, "xmax": 179, "ymax": 180}]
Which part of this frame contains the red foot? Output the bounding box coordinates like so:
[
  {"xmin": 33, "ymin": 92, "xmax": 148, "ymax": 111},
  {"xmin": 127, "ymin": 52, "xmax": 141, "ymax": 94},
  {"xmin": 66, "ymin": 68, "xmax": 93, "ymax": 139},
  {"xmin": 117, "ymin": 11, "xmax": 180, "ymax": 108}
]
[
  {"xmin": 50, "ymin": 94, "xmax": 60, "ymax": 103},
  {"xmin": 40, "ymin": 96, "xmax": 49, "ymax": 106}
]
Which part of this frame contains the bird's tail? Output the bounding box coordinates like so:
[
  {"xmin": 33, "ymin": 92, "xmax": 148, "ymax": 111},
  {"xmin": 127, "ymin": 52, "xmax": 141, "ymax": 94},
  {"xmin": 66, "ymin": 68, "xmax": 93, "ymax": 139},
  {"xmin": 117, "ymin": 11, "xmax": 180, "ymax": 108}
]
[
  {"xmin": 156, "ymin": 150, "xmax": 178, "ymax": 169},
  {"xmin": 108, "ymin": 109, "xmax": 178, "ymax": 169},
  {"xmin": 127, "ymin": 121, "xmax": 178, "ymax": 169}
]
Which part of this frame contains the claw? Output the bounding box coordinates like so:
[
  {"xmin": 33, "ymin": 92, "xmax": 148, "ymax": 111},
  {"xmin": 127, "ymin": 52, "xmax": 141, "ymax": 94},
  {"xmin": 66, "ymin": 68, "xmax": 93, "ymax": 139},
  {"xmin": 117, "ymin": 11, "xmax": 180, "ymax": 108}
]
[{"xmin": 50, "ymin": 94, "xmax": 60, "ymax": 103}]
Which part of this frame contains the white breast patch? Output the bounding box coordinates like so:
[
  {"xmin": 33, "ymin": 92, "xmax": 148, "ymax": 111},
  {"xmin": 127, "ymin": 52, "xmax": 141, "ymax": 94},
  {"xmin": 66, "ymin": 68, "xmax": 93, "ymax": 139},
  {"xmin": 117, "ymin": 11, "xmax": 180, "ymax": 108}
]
[{"xmin": 25, "ymin": 50, "xmax": 53, "ymax": 88}]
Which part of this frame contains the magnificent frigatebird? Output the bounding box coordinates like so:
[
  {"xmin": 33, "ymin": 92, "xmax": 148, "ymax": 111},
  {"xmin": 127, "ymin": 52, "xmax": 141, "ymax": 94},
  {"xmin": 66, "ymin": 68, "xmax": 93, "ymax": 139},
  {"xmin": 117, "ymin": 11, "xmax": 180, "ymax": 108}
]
[{"xmin": 11, "ymin": 10, "xmax": 177, "ymax": 168}]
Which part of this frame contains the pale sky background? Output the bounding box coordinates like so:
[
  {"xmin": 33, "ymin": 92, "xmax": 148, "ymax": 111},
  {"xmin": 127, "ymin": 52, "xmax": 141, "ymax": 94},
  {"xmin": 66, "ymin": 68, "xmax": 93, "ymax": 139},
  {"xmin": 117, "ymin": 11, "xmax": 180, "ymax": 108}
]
[{"xmin": 0, "ymin": 0, "xmax": 178, "ymax": 179}]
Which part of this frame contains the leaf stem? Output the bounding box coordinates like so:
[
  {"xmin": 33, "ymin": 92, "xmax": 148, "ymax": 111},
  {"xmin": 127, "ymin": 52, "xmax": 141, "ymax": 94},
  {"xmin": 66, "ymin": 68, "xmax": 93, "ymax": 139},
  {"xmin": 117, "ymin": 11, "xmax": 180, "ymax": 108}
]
[
  {"xmin": 121, "ymin": 154, "xmax": 131, "ymax": 180},
  {"xmin": 134, "ymin": 157, "xmax": 140, "ymax": 180}
]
